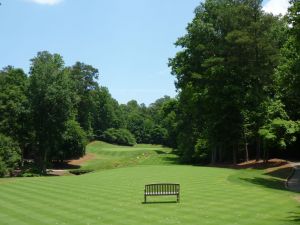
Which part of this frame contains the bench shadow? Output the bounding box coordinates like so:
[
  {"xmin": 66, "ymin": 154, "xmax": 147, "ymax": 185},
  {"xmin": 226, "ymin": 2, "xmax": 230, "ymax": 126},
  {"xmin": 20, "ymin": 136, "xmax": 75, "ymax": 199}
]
[{"xmin": 142, "ymin": 201, "xmax": 178, "ymax": 204}]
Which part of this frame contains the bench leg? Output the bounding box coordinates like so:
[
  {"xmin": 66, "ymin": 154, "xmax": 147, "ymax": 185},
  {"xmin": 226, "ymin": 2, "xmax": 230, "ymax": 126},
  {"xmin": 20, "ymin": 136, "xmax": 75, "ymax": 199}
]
[
  {"xmin": 177, "ymin": 194, "xmax": 179, "ymax": 203},
  {"xmin": 144, "ymin": 195, "xmax": 146, "ymax": 203}
]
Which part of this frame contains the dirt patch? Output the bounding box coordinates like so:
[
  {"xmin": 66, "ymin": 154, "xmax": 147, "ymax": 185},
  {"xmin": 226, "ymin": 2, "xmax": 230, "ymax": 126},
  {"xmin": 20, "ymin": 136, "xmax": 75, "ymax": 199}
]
[
  {"xmin": 211, "ymin": 158, "xmax": 294, "ymax": 180},
  {"xmin": 236, "ymin": 158, "xmax": 290, "ymax": 169},
  {"xmin": 211, "ymin": 158, "xmax": 290, "ymax": 170},
  {"xmin": 67, "ymin": 153, "xmax": 96, "ymax": 166},
  {"xmin": 47, "ymin": 169, "xmax": 70, "ymax": 176},
  {"xmin": 293, "ymin": 196, "xmax": 300, "ymax": 203}
]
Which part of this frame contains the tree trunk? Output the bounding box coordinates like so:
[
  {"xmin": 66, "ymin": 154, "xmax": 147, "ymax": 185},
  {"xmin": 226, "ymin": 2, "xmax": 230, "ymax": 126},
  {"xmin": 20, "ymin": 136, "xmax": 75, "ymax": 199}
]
[
  {"xmin": 211, "ymin": 147, "xmax": 216, "ymax": 164},
  {"xmin": 233, "ymin": 144, "xmax": 237, "ymax": 165},
  {"xmin": 21, "ymin": 147, "xmax": 24, "ymax": 167},
  {"xmin": 42, "ymin": 150, "xmax": 48, "ymax": 175},
  {"xmin": 245, "ymin": 142, "xmax": 249, "ymax": 162},
  {"xmin": 255, "ymin": 137, "xmax": 261, "ymax": 162},
  {"xmin": 263, "ymin": 141, "xmax": 269, "ymax": 164},
  {"xmin": 218, "ymin": 145, "xmax": 223, "ymax": 163}
]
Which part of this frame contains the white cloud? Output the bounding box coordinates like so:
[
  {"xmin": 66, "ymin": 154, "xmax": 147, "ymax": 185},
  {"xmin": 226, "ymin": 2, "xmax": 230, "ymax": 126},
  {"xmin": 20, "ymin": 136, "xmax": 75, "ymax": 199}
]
[
  {"xmin": 28, "ymin": 0, "xmax": 63, "ymax": 5},
  {"xmin": 263, "ymin": 0, "xmax": 290, "ymax": 16}
]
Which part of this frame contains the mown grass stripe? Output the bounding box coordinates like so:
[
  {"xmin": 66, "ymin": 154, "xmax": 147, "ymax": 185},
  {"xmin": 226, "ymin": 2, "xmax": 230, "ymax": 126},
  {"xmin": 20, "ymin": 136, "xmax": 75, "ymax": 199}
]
[{"xmin": 0, "ymin": 142, "xmax": 298, "ymax": 225}]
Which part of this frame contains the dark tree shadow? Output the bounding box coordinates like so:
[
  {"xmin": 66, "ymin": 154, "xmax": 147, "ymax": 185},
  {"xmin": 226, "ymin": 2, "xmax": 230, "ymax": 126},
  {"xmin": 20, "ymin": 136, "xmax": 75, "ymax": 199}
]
[
  {"xmin": 287, "ymin": 207, "xmax": 300, "ymax": 224},
  {"xmin": 161, "ymin": 156, "xmax": 180, "ymax": 164},
  {"xmin": 240, "ymin": 177, "xmax": 299, "ymax": 193},
  {"xmin": 264, "ymin": 167, "xmax": 294, "ymax": 180},
  {"xmin": 49, "ymin": 161, "xmax": 80, "ymax": 170},
  {"xmin": 154, "ymin": 150, "xmax": 167, "ymax": 154},
  {"xmin": 241, "ymin": 177, "xmax": 284, "ymax": 190}
]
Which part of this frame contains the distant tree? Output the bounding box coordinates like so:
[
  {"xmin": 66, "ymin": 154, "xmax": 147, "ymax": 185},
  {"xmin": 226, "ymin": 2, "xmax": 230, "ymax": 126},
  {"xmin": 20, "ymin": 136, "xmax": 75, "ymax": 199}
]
[
  {"xmin": 69, "ymin": 62, "xmax": 99, "ymax": 138},
  {"xmin": 92, "ymin": 87, "xmax": 124, "ymax": 136}
]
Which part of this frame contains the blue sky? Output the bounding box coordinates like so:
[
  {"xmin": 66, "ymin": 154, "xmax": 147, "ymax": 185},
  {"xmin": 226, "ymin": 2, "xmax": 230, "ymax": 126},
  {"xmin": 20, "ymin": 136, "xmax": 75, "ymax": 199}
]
[{"xmin": 0, "ymin": 0, "xmax": 290, "ymax": 105}]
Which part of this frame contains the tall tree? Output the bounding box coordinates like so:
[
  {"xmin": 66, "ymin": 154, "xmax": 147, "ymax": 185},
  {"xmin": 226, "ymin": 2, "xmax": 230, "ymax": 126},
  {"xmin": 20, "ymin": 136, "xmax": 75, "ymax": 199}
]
[
  {"xmin": 28, "ymin": 51, "xmax": 75, "ymax": 173},
  {"xmin": 69, "ymin": 62, "xmax": 99, "ymax": 138},
  {"xmin": 169, "ymin": 0, "xmax": 284, "ymax": 163},
  {"xmin": 0, "ymin": 66, "xmax": 29, "ymax": 165}
]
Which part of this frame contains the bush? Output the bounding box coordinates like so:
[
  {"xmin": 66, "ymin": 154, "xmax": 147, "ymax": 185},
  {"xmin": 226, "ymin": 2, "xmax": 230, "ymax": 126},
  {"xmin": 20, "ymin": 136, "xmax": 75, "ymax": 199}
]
[
  {"xmin": 0, "ymin": 134, "xmax": 21, "ymax": 177},
  {"xmin": 193, "ymin": 138, "xmax": 210, "ymax": 164},
  {"xmin": 53, "ymin": 120, "xmax": 88, "ymax": 161},
  {"xmin": 150, "ymin": 126, "xmax": 168, "ymax": 144},
  {"xmin": 101, "ymin": 128, "xmax": 136, "ymax": 146}
]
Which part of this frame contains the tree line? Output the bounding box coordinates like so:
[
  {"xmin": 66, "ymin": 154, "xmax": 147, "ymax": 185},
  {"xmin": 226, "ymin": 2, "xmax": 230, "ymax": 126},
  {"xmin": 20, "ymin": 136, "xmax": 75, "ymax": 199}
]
[
  {"xmin": 169, "ymin": 0, "xmax": 300, "ymax": 164},
  {"xmin": 0, "ymin": 52, "xmax": 177, "ymax": 176}
]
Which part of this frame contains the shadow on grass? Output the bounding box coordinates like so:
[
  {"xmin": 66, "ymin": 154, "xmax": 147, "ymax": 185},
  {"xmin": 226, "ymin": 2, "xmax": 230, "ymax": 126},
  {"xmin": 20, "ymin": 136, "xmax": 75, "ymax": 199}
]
[
  {"xmin": 288, "ymin": 208, "xmax": 300, "ymax": 223},
  {"xmin": 161, "ymin": 156, "xmax": 180, "ymax": 165},
  {"xmin": 240, "ymin": 176, "xmax": 300, "ymax": 193},
  {"xmin": 241, "ymin": 177, "xmax": 286, "ymax": 191},
  {"xmin": 264, "ymin": 167, "xmax": 294, "ymax": 180},
  {"xmin": 142, "ymin": 201, "xmax": 178, "ymax": 204},
  {"xmin": 154, "ymin": 150, "xmax": 167, "ymax": 154}
]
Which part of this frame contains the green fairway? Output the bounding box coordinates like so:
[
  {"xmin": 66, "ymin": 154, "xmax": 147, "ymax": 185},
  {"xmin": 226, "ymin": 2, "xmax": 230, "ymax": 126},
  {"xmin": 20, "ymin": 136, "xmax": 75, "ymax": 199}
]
[
  {"xmin": 79, "ymin": 141, "xmax": 178, "ymax": 171},
  {"xmin": 0, "ymin": 142, "xmax": 299, "ymax": 225}
]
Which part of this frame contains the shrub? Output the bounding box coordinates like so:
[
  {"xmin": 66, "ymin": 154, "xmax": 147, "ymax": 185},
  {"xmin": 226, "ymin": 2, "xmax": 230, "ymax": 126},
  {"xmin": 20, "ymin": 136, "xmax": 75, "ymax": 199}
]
[
  {"xmin": 53, "ymin": 120, "xmax": 88, "ymax": 161},
  {"xmin": 0, "ymin": 134, "xmax": 21, "ymax": 177},
  {"xmin": 193, "ymin": 137, "xmax": 210, "ymax": 164},
  {"xmin": 150, "ymin": 126, "xmax": 168, "ymax": 144},
  {"xmin": 101, "ymin": 128, "xmax": 136, "ymax": 146}
]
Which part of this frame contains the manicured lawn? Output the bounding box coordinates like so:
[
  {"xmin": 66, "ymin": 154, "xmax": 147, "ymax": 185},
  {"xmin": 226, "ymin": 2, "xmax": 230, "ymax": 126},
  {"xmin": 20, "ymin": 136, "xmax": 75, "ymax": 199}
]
[
  {"xmin": 0, "ymin": 142, "xmax": 299, "ymax": 225},
  {"xmin": 80, "ymin": 141, "xmax": 178, "ymax": 171}
]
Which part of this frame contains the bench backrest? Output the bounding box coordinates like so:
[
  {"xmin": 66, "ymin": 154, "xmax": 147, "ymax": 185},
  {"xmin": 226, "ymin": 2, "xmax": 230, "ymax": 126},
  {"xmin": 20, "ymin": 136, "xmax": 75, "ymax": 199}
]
[{"xmin": 145, "ymin": 183, "xmax": 180, "ymax": 193}]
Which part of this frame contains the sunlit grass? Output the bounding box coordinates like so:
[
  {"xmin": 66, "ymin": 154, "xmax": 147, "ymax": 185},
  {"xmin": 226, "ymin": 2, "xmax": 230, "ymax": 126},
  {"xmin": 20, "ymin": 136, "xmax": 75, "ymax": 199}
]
[{"xmin": 0, "ymin": 141, "xmax": 299, "ymax": 225}]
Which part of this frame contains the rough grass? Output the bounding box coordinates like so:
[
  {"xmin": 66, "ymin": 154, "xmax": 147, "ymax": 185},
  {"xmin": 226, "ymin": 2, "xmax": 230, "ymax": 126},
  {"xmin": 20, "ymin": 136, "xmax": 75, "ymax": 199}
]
[{"xmin": 0, "ymin": 141, "xmax": 299, "ymax": 225}]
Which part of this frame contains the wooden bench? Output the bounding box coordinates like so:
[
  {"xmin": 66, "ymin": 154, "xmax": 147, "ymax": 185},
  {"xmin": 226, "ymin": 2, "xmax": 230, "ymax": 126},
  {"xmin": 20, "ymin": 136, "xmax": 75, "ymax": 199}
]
[{"xmin": 144, "ymin": 183, "xmax": 180, "ymax": 203}]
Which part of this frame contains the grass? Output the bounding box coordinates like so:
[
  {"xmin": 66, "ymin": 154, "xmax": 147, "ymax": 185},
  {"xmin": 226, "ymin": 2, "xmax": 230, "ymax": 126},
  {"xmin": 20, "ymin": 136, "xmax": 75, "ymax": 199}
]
[
  {"xmin": 79, "ymin": 141, "xmax": 178, "ymax": 171},
  {"xmin": 0, "ymin": 141, "xmax": 299, "ymax": 225}
]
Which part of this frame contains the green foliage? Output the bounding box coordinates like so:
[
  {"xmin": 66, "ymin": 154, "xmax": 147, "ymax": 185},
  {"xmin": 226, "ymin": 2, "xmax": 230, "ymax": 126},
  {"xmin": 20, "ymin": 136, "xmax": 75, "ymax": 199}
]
[
  {"xmin": 193, "ymin": 137, "xmax": 210, "ymax": 163},
  {"xmin": 0, "ymin": 66, "xmax": 30, "ymax": 157},
  {"xmin": 0, "ymin": 134, "xmax": 21, "ymax": 177},
  {"xmin": 259, "ymin": 119, "xmax": 300, "ymax": 149},
  {"xmin": 29, "ymin": 51, "xmax": 77, "ymax": 173},
  {"xmin": 101, "ymin": 128, "xmax": 136, "ymax": 146},
  {"xmin": 58, "ymin": 120, "xmax": 87, "ymax": 160},
  {"xmin": 169, "ymin": 0, "xmax": 287, "ymax": 163},
  {"xmin": 92, "ymin": 87, "xmax": 124, "ymax": 136},
  {"xmin": 149, "ymin": 126, "xmax": 168, "ymax": 145},
  {"xmin": 69, "ymin": 62, "xmax": 99, "ymax": 138}
]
